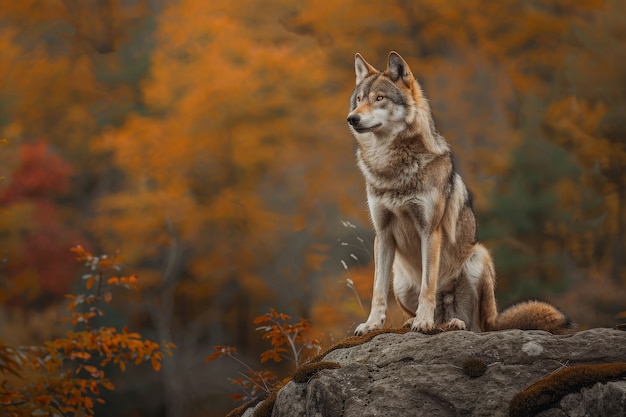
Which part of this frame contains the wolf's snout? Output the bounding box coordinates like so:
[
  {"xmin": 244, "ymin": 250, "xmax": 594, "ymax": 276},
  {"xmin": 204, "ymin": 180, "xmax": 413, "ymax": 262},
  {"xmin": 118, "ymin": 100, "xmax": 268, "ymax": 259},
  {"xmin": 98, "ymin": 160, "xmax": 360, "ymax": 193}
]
[{"xmin": 347, "ymin": 114, "xmax": 361, "ymax": 126}]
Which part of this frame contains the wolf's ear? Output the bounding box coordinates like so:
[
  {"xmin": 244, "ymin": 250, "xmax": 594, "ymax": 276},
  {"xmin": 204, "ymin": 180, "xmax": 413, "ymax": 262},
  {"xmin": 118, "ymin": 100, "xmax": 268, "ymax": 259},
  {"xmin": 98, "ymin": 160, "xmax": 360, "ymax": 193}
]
[
  {"xmin": 355, "ymin": 53, "xmax": 378, "ymax": 85},
  {"xmin": 387, "ymin": 51, "xmax": 414, "ymax": 87}
]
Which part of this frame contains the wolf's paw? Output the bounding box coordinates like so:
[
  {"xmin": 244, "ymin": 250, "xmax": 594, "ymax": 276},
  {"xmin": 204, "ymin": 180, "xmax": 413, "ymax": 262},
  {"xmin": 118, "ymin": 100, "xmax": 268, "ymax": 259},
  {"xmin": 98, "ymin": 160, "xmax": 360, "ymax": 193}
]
[
  {"xmin": 442, "ymin": 318, "xmax": 466, "ymax": 331},
  {"xmin": 403, "ymin": 318, "xmax": 440, "ymax": 335},
  {"xmin": 354, "ymin": 321, "xmax": 383, "ymax": 336}
]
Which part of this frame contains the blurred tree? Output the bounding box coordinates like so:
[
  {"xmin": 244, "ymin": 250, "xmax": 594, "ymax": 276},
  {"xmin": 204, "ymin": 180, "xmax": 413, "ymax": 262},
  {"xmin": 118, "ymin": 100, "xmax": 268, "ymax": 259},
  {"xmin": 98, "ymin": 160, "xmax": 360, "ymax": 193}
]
[
  {"xmin": 544, "ymin": 0, "xmax": 626, "ymax": 282},
  {"xmin": 0, "ymin": 0, "xmax": 157, "ymax": 303},
  {"xmin": 1, "ymin": 0, "xmax": 622, "ymax": 415},
  {"xmin": 0, "ymin": 141, "xmax": 81, "ymax": 304},
  {"xmin": 90, "ymin": 1, "xmax": 364, "ymax": 414},
  {"xmin": 478, "ymin": 114, "xmax": 592, "ymax": 301},
  {"xmin": 539, "ymin": 0, "xmax": 626, "ymax": 326},
  {"xmin": 0, "ymin": 2, "xmax": 169, "ymax": 416}
]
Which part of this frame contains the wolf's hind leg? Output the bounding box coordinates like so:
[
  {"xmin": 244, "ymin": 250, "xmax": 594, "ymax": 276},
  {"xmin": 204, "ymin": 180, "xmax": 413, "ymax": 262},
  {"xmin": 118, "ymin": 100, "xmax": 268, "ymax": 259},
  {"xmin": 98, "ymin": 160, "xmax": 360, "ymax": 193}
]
[
  {"xmin": 440, "ymin": 293, "xmax": 468, "ymax": 331},
  {"xmin": 438, "ymin": 260, "xmax": 488, "ymax": 332}
]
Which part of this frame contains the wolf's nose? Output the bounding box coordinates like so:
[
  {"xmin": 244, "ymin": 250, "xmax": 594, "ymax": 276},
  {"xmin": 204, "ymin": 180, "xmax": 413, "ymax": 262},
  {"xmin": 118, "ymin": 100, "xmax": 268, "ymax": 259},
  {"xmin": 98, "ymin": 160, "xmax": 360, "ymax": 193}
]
[{"xmin": 347, "ymin": 114, "xmax": 361, "ymax": 126}]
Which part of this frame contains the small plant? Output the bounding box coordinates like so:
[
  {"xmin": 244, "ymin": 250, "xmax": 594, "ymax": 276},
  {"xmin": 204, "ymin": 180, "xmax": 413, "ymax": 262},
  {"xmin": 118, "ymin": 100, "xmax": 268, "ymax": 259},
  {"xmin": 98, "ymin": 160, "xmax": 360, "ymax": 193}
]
[
  {"xmin": 338, "ymin": 220, "xmax": 373, "ymax": 315},
  {"xmin": 206, "ymin": 308, "xmax": 321, "ymax": 402},
  {"xmin": 0, "ymin": 245, "xmax": 175, "ymax": 416}
]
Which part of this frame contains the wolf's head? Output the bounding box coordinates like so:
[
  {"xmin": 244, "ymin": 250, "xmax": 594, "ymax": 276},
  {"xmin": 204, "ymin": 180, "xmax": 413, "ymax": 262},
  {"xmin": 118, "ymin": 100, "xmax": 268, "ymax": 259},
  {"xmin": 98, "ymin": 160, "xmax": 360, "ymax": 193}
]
[{"xmin": 347, "ymin": 52, "xmax": 442, "ymax": 152}]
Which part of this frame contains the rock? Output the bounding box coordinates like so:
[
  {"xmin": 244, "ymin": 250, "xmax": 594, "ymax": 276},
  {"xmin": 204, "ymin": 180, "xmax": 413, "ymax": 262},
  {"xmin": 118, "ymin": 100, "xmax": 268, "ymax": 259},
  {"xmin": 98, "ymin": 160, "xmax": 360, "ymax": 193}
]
[
  {"xmin": 536, "ymin": 381, "xmax": 626, "ymax": 417},
  {"xmin": 258, "ymin": 328, "xmax": 626, "ymax": 417}
]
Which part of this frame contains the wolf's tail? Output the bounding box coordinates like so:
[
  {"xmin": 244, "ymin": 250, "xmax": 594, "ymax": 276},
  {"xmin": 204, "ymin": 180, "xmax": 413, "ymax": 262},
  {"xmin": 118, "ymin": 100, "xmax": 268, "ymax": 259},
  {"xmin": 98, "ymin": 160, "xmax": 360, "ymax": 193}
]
[
  {"xmin": 477, "ymin": 254, "xmax": 575, "ymax": 334},
  {"xmin": 489, "ymin": 300, "xmax": 575, "ymax": 334}
]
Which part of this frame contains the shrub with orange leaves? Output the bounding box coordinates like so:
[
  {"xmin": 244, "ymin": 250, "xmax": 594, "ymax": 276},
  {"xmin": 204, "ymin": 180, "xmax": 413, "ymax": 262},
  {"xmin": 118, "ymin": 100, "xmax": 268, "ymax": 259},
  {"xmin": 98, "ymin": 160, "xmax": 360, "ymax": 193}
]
[
  {"xmin": 0, "ymin": 246, "xmax": 175, "ymax": 416},
  {"xmin": 253, "ymin": 308, "xmax": 320, "ymax": 366},
  {"xmin": 206, "ymin": 308, "xmax": 321, "ymax": 402}
]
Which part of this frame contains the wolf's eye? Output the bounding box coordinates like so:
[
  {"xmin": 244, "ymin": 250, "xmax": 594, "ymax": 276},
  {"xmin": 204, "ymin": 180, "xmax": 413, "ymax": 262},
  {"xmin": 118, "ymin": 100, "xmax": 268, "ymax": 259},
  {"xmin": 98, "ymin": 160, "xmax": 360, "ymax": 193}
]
[
  {"xmin": 376, "ymin": 95, "xmax": 384, "ymax": 101},
  {"xmin": 356, "ymin": 95, "xmax": 362, "ymax": 102}
]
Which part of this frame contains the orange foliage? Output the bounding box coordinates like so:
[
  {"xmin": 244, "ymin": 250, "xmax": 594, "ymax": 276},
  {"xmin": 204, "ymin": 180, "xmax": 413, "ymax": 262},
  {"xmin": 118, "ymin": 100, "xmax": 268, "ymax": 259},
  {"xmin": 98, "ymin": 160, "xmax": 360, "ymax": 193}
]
[
  {"xmin": 254, "ymin": 308, "xmax": 320, "ymax": 365},
  {"xmin": 0, "ymin": 246, "xmax": 174, "ymax": 416},
  {"xmin": 207, "ymin": 308, "xmax": 320, "ymax": 402},
  {"xmin": 1, "ymin": 1, "xmax": 624, "ymax": 414},
  {"xmin": 539, "ymin": 0, "xmax": 626, "ymax": 287}
]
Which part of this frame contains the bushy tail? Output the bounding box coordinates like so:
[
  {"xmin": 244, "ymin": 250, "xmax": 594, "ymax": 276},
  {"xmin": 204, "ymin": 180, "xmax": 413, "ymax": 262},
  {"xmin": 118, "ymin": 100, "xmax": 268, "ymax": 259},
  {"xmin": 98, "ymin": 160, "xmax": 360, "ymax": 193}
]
[
  {"xmin": 475, "ymin": 245, "xmax": 575, "ymax": 334},
  {"xmin": 489, "ymin": 300, "xmax": 575, "ymax": 334},
  {"xmin": 477, "ymin": 254, "xmax": 574, "ymax": 334}
]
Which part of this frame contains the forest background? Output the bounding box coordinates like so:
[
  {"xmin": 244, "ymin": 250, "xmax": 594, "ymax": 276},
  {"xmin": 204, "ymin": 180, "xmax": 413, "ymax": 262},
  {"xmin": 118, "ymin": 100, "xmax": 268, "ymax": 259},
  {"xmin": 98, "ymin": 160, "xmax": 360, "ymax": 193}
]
[{"xmin": 1, "ymin": 0, "xmax": 625, "ymax": 416}]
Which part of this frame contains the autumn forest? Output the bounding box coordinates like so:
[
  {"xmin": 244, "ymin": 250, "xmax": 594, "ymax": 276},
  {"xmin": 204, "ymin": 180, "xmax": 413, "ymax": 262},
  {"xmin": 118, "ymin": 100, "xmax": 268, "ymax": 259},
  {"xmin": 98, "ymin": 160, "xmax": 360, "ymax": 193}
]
[{"xmin": 1, "ymin": 0, "xmax": 625, "ymax": 416}]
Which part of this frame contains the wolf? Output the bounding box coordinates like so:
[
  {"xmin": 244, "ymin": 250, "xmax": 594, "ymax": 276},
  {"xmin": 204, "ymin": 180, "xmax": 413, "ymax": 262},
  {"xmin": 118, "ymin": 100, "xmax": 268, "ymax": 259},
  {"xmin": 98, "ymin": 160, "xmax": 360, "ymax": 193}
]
[{"xmin": 347, "ymin": 51, "xmax": 573, "ymax": 335}]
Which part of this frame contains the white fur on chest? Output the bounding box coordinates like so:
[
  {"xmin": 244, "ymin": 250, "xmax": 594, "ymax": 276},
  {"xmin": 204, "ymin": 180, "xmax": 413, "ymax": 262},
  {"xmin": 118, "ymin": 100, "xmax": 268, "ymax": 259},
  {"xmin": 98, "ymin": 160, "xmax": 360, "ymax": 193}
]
[
  {"xmin": 367, "ymin": 188, "xmax": 437, "ymax": 234},
  {"xmin": 357, "ymin": 151, "xmax": 423, "ymax": 195}
]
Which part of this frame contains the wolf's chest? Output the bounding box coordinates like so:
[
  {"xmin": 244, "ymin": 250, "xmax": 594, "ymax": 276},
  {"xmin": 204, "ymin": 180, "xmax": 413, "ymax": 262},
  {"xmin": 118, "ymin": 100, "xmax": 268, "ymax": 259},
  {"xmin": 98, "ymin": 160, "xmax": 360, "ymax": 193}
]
[
  {"xmin": 368, "ymin": 188, "xmax": 437, "ymax": 235},
  {"xmin": 361, "ymin": 162, "xmax": 426, "ymax": 206}
]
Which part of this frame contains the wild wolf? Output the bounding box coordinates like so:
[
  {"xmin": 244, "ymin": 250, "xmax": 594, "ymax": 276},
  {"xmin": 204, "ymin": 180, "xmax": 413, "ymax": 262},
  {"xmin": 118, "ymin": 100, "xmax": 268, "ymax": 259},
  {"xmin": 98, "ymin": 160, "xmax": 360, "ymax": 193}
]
[{"xmin": 347, "ymin": 51, "xmax": 573, "ymax": 335}]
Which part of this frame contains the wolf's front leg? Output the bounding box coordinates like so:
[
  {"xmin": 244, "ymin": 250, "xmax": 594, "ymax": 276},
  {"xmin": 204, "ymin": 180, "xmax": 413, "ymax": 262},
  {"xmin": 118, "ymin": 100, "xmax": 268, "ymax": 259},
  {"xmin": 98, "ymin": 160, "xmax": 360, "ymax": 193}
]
[
  {"xmin": 405, "ymin": 229, "xmax": 442, "ymax": 333},
  {"xmin": 355, "ymin": 234, "xmax": 395, "ymax": 336}
]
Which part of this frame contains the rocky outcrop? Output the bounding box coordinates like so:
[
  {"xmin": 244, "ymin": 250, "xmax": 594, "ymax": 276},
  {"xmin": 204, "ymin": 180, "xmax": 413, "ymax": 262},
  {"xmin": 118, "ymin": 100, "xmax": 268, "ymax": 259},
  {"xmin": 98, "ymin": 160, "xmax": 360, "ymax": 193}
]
[{"xmin": 240, "ymin": 327, "xmax": 626, "ymax": 417}]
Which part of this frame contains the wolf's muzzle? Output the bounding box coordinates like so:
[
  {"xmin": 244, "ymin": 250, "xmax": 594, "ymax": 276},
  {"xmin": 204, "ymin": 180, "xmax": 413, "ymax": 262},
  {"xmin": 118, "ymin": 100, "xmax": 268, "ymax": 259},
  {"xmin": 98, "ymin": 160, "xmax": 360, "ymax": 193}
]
[{"xmin": 347, "ymin": 114, "xmax": 361, "ymax": 126}]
